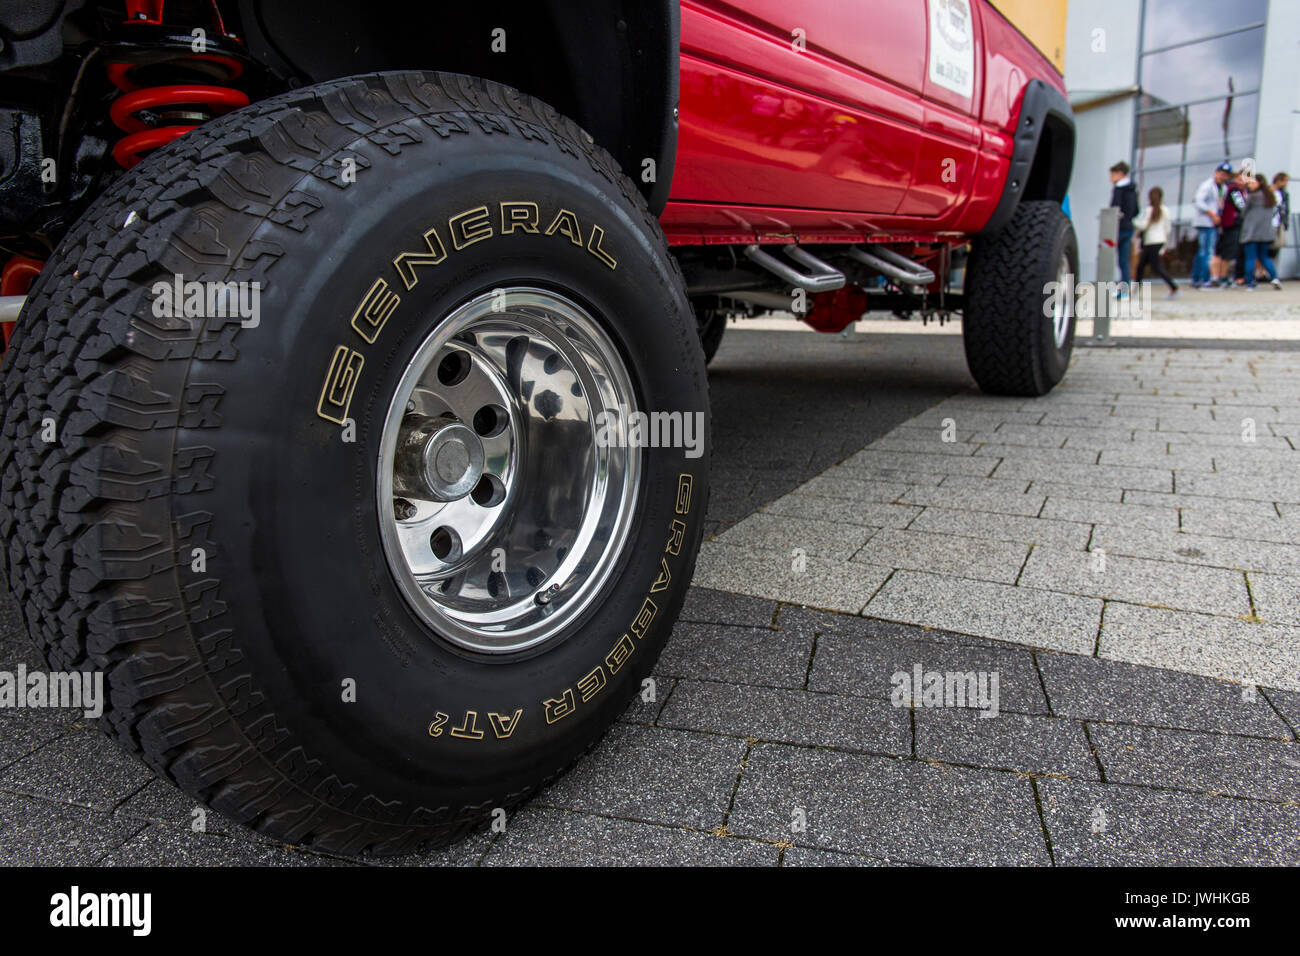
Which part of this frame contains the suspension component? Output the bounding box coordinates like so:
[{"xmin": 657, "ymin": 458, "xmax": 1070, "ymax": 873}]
[
  {"xmin": 1, "ymin": 254, "xmax": 43, "ymax": 351},
  {"xmin": 104, "ymin": 8, "xmax": 252, "ymax": 169}
]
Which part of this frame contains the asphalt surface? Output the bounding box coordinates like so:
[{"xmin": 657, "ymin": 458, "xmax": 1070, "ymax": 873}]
[{"xmin": 2, "ymin": 326, "xmax": 1298, "ymax": 866}]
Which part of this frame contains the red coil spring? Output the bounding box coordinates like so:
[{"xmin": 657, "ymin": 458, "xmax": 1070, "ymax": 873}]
[
  {"xmin": 1, "ymin": 254, "xmax": 43, "ymax": 353},
  {"xmin": 106, "ymin": 53, "xmax": 250, "ymax": 168}
]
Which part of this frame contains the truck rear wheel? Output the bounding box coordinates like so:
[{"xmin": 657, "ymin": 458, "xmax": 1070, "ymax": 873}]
[
  {"xmin": 962, "ymin": 200, "xmax": 1078, "ymax": 396},
  {"xmin": 0, "ymin": 72, "xmax": 708, "ymax": 854}
]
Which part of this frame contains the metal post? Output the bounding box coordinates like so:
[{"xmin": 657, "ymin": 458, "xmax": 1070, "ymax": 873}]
[{"xmin": 1092, "ymin": 206, "xmax": 1119, "ymax": 345}]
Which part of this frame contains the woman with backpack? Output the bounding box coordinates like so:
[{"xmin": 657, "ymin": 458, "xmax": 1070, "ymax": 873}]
[{"xmin": 1133, "ymin": 186, "xmax": 1178, "ymax": 298}]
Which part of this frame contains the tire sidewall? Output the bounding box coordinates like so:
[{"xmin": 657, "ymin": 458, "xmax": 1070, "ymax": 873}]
[{"xmin": 175, "ymin": 115, "xmax": 707, "ymax": 805}]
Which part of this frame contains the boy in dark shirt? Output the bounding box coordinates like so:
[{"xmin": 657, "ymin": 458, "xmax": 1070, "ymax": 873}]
[{"xmin": 1110, "ymin": 161, "xmax": 1139, "ymax": 289}]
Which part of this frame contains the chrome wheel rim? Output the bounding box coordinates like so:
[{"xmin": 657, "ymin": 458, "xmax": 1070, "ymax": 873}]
[
  {"xmin": 1053, "ymin": 257, "xmax": 1074, "ymax": 349},
  {"xmin": 377, "ymin": 287, "xmax": 640, "ymax": 654}
]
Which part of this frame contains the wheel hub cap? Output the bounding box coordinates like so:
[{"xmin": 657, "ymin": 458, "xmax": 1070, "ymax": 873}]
[{"xmin": 376, "ymin": 287, "xmax": 641, "ymax": 655}]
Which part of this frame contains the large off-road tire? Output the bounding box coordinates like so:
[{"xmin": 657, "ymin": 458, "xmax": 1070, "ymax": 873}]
[
  {"xmin": 0, "ymin": 72, "xmax": 709, "ymax": 855},
  {"xmin": 962, "ymin": 200, "xmax": 1078, "ymax": 396}
]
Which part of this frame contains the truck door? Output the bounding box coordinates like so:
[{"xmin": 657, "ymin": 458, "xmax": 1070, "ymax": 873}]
[
  {"xmin": 897, "ymin": 0, "xmax": 984, "ymax": 218},
  {"xmin": 674, "ymin": 0, "xmax": 929, "ymax": 215}
]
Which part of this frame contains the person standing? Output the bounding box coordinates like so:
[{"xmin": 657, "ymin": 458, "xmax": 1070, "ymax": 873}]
[
  {"xmin": 1193, "ymin": 162, "xmax": 1231, "ymax": 288},
  {"xmin": 1241, "ymin": 173, "xmax": 1283, "ymax": 290},
  {"xmin": 1271, "ymin": 172, "xmax": 1290, "ymax": 259},
  {"xmin": 1216, "ymin": 169, "xmax": 1248, "ymax": 287},
  {"xmin": 1110, "ymin": 161, "xmax": 1139, "ymax": 290},
  {"xmin": 1134, "ymin": 186, "xmax": 1178, "ymax": 297}
]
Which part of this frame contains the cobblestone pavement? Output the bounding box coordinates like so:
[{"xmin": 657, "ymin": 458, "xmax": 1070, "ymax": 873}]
[{"xmin": 2, "ymin": 329, "xmax": 1298, "ymax": 866}]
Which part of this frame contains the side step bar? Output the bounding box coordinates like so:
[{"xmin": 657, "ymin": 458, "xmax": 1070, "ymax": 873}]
[
  {"xmin": 744, "ymin": 244, "xmax": 845, "ymax": 292},
  {"xmin": 847, "ymin": 246, "xmax": 935, "ymax": 288}
]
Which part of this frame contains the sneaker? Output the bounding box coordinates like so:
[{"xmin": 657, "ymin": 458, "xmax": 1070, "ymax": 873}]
[
  {"xmin": 1166, "ymin": 289, "xmax": 1179, "ymax": 299},
  {"xmin": 1244, "ymin": 285, "xmax": 1257, "ymax": 291},
  {"xmin": 1272, "ymin": 279, "xmax": 1283, "ymax": 290}
]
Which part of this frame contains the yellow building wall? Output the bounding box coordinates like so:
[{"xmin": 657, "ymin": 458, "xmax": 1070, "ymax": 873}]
[{"xmin": 988, "ymin": 0, "xmax": 1068, "ymax": 73}]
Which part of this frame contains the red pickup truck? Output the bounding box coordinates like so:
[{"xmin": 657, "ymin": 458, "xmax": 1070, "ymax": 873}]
[{"xmin": 0, "ymin": 1, "xmax": 1075, "ymax": 854}]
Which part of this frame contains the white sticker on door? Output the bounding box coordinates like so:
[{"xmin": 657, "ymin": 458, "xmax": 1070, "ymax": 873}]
[{"xmin": 928, "ymin": 0, "xmax": 975, "ymax": 99}]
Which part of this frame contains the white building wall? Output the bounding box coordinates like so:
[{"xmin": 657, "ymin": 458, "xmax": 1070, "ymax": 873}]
[{"xmin": 1255, "ymin": 0, "xmax": 1300, "ymax": 277}]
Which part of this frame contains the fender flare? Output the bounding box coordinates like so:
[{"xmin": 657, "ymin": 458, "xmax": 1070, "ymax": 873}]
[{"xmin": 980, "ymin": 79, "xmax": 1075, "ymax": 235}]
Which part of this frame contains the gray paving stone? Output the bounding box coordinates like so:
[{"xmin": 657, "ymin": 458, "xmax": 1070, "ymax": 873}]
[
  {"xmin": 852, "ymin": 528, "xmax": 1029, "ymax": 584},
  {"xmin": 864, "ymin": 570, "xmax": 1102, "ymax": 654},
  {"xmin": 1050, "ymin": 425, "xmax": 1149, "ymax": 445},
  {"xmin": 1038, "ymin": 777, "xmax": 1300, "ymax": 865},
  {"xmin": 1099, "ymin": 603, "xmax": 1300, "ymax": 692},
  {"xmin": 617, "ymin": 674, "xmax": 671, "ymax": 724},
  {"xmin": 762, "ymin": 493, "xmax": 919, "ymax": 529},
  {"xmin": 728, "ymin": 744, "xmax": 1050, "ymax": 865},
  {"xmin": 990, "ymin": 459, "xmax": 1173, "ymax": 493},
  {"xmin": 1088, "ymin": 722, "xmax": 1300, "ymax": 803},
  {"xmin": 374, "ymin": 831, "xmax": 494, "ymax": 867},
  {"xmin": 1182, "ymin": 510, "xmax": 1300, "ymax": 545},
  {"xmin": 864, "ymin": 435, "xmax": 982, "ymax": 457},
  {"xmin": 914, "ymin": 708, "xmax": 1099, "ymax": 778},
  {"xmin": 534, "ymin": 724, "xmax": 746, "ymax": 830},
  {"xmin": 813, "ymin": 464, "xmax": 948, "ymax": 487},
  {"xmin": 906, "ymin": 507, "xmax": 1092, "ymax": 550},
  {"xmin": 715, "ymin": 512, "xmax": 876, "ymax": 560},
  {"xmin": 1027, "ymin": 480, "xmax": 1125, "ymax": 503},
  {"xmin": 1019, "ymin": 547, "xmax": 1251, "ymax": 617},
  {"xmin": 692, "ymin": 542, "xmax": 892, "ymax": 614},
  {"xmin": 0, "ymin": 728, "xmax": 153, "ymax": 810},
  {"xmin": 0, "ymin": 707, "xmax": 78, "ymax": 770},
  {"xmin": 1264, "ymin": 688, "xmax": 1300, "ymax": 739},
  {"xmin": 1248, "ymin": 572, "xmax": 1300, "ymax": 626},
  {"xmin": 809, "ymin": 633, "xmax": 1049, "ymax": 714},
  {"xmin": 1122, "ymin": 489, "xmax": 1280, "ymax": 516},
  {"xmin": 908, "ymin": 408, "xmax": 1046, "ymax": 430},
  {"xmin": 1037, "ymin": 652, "xmax": 1292, "ymax": 738},
  {"xmin": 100, "ymin": 824, "xmax": 343, "ymax": 866},
  {"xmin": 1091, "ymin": 523, "xmax": 1300, "ymax": 574},
  {"xmin": 840, "ymin": 449, "xmax": 998, "ymax": 477},
  {"xmin": 679, "ymin": 587, "xmax": 777, "ymax": 629},
  {"xmin": 1147, "ymin": 429, "xmax": 1292, "ymax": 449},
  {"xmin": 113, "ymin": 779, "xmax": 243, "ymax": 835},
  {"xmin": 1039, "ymin": 409, "xmax": 1156, "ymax": 429},
  {"xmin": 482, "ymin": 807, "xmax": 778, "ymax": 866},
  {"xmin": 1040, "ymin": 497, "xmax": 1179, "ymax": 531},
  {"xmin": 1206, "ymin": 445, "xmax": 1300, "ymax": 472},
  {"xmin": 0, "ymin": 790, "xmax": 143, "ymax": 866},
  {"xmin": 661, "ymin": 620, "xmax": 812, "ymax": 689},
  {"xmin": 659, "ymin": 680, "xmax": 911, "ymax": 754},
  {"xmin": 899, "ymin": 486, "xmax": 1046, "ymax": 517},
  {"xmin": 937, "ymin": 474, "xmax": 1033, "ymax": 493},
  {"xmin": 891, "ymin": 423, "xmax": 980, "ymax": 443},
  {"xmin": 780, "ymin": 846, "xmax": 903, "ymax": 866},
  {"xmin": 967, "ymin": 425, "xmax": 1069, "ymax": 448},
  {"xmin": 793, "ymin": 473, "xmax": 912, "ymax": 504},
  {"xmin": 778, "ymin": 605, "xmax": 1007, "ymax": 648},
  {"xmin": 1174, "ymin": 471, "xmax": 1300, "ymax": 503},
  {"xmin": 974, "ymin": 444, "xmax": 1102, "ymax": 466}
]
